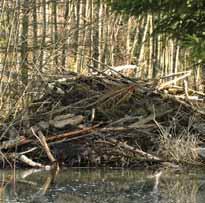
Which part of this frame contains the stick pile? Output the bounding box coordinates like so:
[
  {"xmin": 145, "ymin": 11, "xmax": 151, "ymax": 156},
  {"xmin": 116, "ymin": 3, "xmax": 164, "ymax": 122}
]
[{"xmin": 0, "ymin": 71, "xmax": 205, "ymax": 168}]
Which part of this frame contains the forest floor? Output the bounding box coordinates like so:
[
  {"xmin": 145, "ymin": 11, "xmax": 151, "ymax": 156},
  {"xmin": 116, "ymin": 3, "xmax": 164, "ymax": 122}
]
[{"xmin": 0, "ymin": 71, "xmax": 205, "ymax": 170}]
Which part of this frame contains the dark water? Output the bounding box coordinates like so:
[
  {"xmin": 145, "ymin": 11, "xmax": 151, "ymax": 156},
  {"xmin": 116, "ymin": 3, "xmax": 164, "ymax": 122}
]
[{"xmin": 0, "ymin": 168, "xmax": 205, "ymax": 203}]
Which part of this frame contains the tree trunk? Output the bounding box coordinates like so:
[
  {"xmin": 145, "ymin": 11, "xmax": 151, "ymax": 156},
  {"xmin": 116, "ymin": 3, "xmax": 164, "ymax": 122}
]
[
  {"xmin": 92, "ymin": 0, "xmax": 100, "ymax": 69},
  {"xmin": 52, "ymin": 0, "xmax": 58, "ymax": 67},
  {"xmin": 21, "ymin": 0, "xmax": 29, "ymax": 85},
  {"xmin": 137, "ymin": 14, "xmax": 149, "ymax": 67},
  {"xmin": 172, "ymin": 41, "xmax": 180, "ymax": 84},
  {"xmin": 61, "ymin": 0, "xmax": 70, "ymax": 68},
  {"xmin": 39, "ymin": 0, "xmax": 46, "ymax": 70},
  {"xmin": 32, "ymin": 0, "xmax": 38, "ymax": 66},
  {"xmin": 74, "ymin": 0, "xmax": 81, "ymax": 71}
]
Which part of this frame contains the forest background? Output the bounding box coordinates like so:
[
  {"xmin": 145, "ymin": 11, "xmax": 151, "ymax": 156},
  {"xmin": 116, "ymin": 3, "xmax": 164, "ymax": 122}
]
[{"xmin": 0, "ymin": 0, "xmax": 204, "ymax": 121}]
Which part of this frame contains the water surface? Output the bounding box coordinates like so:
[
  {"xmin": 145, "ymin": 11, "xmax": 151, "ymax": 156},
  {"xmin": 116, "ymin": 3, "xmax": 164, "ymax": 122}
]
[{"xmin": 0, "ymin": 168, "xmax": 205, "ymax": 203}]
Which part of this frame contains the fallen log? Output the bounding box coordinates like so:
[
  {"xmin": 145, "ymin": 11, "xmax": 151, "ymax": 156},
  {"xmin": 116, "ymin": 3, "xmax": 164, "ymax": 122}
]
[{"xmin": 0, "ymin": 123, "xmax": 100, "ymax": 153}]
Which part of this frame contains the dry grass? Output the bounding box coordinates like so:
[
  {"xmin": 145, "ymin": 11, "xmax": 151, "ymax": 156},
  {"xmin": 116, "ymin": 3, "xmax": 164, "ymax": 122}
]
[
  {"xmin": 0, "ymin": 78, "xmax": 44, "ymax": 122},
  {"xmin": 159, "ymin": 134, "xmax": 199, "ymax": 163},
  {"xmin": 157, "ymin": 120, "xmax": 200, "ymax": 164}
]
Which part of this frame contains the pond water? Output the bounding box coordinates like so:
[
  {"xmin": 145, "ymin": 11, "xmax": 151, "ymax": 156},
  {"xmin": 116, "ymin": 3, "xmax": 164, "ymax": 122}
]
[{"xmin": 0, "ymin": 168, "xmax": 205, "ymax": 203}]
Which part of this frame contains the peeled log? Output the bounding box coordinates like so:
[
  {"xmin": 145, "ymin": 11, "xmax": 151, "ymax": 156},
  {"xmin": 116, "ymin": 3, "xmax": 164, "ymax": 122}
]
[
  {"xmin": 105, "ymin": 65, "xmax": 139, "ymax": 77},
  {"xmin": 52, "ymin": 113, "xmax": 75, "ymax": 121},
  {"xmin": 49, "ymin": 114, "xmax": 84, "ymax": 129}
]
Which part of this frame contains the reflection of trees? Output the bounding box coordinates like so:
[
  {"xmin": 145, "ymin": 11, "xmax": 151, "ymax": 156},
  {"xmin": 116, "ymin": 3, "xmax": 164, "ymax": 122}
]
[
  {"xmin": 159, "ymin": 173, "xmax": 205, "ymax": 203},
  {"xmin": 44, "ymin": 170, "xmax": 159, "ymax": 203},
  {"xmin": 0, "ymin": 169, "xmax": 205, "ymax": 203},
  {"xmin": 56, "ymin": 170, "xmax": 205, "ymax": 203},
  {"xmin": 0, "ymin": 168, "xmax": 59, "ymax": 202}
]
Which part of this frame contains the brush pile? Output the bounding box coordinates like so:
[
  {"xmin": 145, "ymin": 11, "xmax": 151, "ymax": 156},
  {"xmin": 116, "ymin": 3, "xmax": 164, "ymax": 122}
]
[{"xmin": 0, "ymin": 70, "xmax": 205, "ymax": 169}]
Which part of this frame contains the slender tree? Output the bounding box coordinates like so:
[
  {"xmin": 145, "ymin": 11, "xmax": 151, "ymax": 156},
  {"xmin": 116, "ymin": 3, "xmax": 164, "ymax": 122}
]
[{"xmin": 20, "ymin": 0, "xmax": 29, "ymax": 85}]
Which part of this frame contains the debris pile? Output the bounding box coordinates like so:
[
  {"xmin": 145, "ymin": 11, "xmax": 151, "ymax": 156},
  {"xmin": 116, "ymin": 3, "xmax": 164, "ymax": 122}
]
[{"xmin": 0, "ymin": 71, "xmax": 205, "ymax": 169}]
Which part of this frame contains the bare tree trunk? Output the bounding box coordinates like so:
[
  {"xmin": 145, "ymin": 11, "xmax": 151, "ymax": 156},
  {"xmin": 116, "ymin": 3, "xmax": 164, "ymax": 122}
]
[
  {"xmin": 92, "ymin": 0, "xmax": 100, "ymax": 69},
  {"xmin": 20, "ymin": 0, "xmax": 29, "ymax": 85},
  {"xmin": 136, "ymin": 14, "xmax": 149, "ymax": 67},
  {"xmin": 88, "ymin": 0, "xmax": 93, "ymax": 68},
  {"xmin": 164, "ymin": 38, "xmax": 170, "ymax": 78},
  {"xmin": 110, "ymin": 15, "xmax": 122, "ymax": 66},
  {"xmin": 130, "ymin": 16, "xmax": 141, "ymax": 64},
  {"xmin": 61, "ymin": 0, "xmax": 70, "ymax": 68},
  {"xmin": 39, "ymin": 0, "xmax": 46, "ymax": 70},
  {"xmin": 126, "ymin": 17, "xmax": 132, "ymax": 64},
  {"xmin": 169, "ymin": 39, "xmax": 174, "ymax": 76},
  {"xmin": 76, "ymin": 0, "xmax": 87, "ymax": 72},
  {"xmin": 32, "ymin": 0, "xmax": 38, "ymax": 66},
  {"xmin": 193, "ymin": 63, "xmax": 200, "ymax": 90},
  {"xmin": 52, "ymin": 0, "xmax": 58, "ymax": 67},
  {"xmin": 172, "ymin": 41, "xmax": 180, "ymax": 84},
  {"xmin": 101, "ymin": 3, "xmax": 109, "ymax": 67},
  {"xmin": 201, "ymin": 64, "xmax": 205, "ymax": 92},
  {"xmin": 152, "ymin": 14, "xmax": 160, "ymax": 79},
  {"xmin": 79, "ymin": 0, "xmax": 87, "ymax": 71},
  {"xmin": 98, "ymin": 1, "xmax": 103, "ymax": 69},
  {"xmin": 74, "ymin": 0, "xmax": 80, "ymax": 71},
  {"xmin": 146, "ymin": 14, "xmax": 153, "ymax": 78}
]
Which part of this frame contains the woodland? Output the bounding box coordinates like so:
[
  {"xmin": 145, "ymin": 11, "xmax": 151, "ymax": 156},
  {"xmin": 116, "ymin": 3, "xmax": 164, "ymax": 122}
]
[{"xmin": 0, "ymin": 0, "xmax": 204, "ymax": 169}]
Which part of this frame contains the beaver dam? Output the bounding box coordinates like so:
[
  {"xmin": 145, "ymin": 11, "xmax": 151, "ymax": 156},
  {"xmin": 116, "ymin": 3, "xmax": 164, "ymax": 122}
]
[{"xmin": 0, "ymin": 70, "xmax": 205, "ymax": 169}]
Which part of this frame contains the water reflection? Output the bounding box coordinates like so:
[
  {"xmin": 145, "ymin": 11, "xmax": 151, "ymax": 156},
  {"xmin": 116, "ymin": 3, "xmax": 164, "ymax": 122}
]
[{"xmin": 0, "ymin": 168, "xmax": 204, "ymax": 203}]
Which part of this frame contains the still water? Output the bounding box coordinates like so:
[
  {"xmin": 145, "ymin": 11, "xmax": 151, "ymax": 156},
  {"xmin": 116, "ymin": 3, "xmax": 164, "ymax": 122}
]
[{"xmin": 0, "ymin": 168, "xmax": 205, "ymax": 203}]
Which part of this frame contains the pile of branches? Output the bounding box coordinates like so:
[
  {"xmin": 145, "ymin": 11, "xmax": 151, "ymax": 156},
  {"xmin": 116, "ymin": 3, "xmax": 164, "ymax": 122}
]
[{"xmin": 0, "ymin": 70, "xmax": 205, "ymax": 169}]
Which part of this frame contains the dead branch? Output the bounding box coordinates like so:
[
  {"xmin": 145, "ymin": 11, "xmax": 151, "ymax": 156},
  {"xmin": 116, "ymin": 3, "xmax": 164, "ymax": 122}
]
[{"xmin": 158, "ymin": 70, "xmax": 192, "ymax": 90}]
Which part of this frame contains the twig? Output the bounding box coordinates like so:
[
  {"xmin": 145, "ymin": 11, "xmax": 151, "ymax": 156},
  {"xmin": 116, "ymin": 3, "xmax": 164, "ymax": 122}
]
[
  {"xmin": 46, "ymin": 123, "xmax": 101, "ymax": 142},
  {"xmin": 158, "ymin": 70, "xmax": 192, "ymax": 90},
  {"xmin": 129, "ymin": 109, "xmax": 173, "ymax": 128},
  {"xmin": 101, "ymin": 139, "xmax": 161, "ymax": 161}
]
